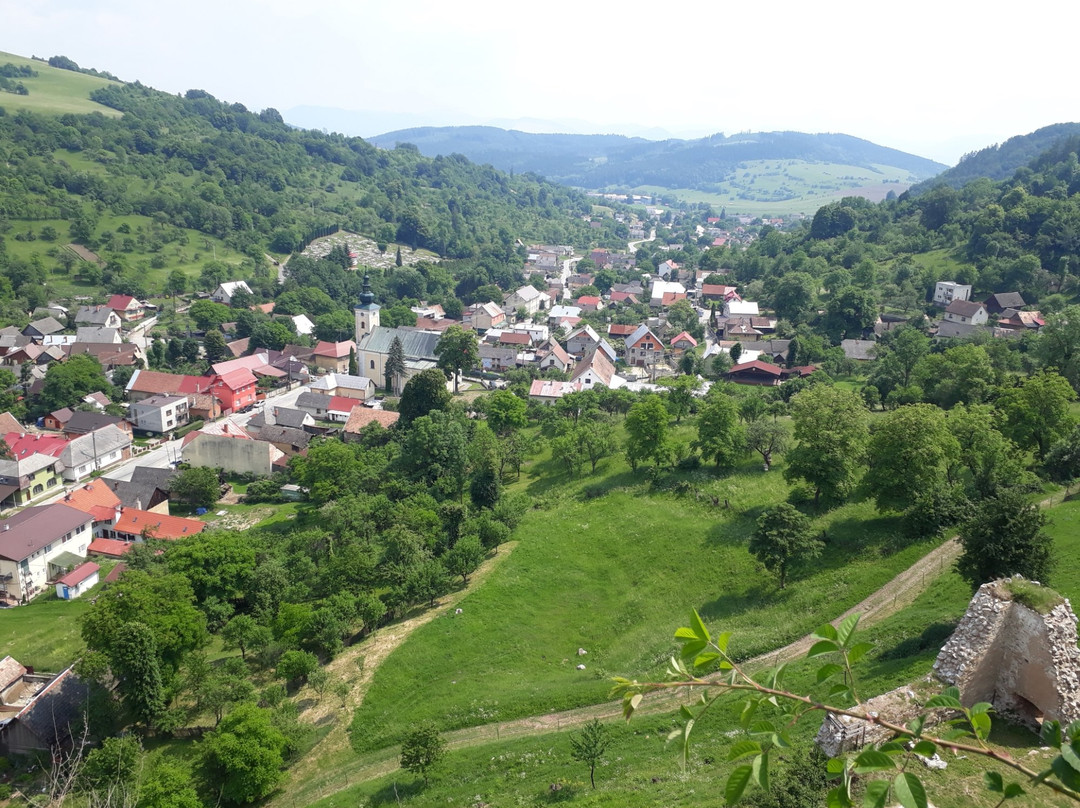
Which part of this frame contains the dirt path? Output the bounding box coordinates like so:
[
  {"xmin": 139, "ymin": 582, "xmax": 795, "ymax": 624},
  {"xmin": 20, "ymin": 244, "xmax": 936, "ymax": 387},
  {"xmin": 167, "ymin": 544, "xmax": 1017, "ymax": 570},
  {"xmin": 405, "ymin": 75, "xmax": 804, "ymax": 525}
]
[{"xmin": 272, "ymin": 543, "xmax": 518, "ymax": 806}]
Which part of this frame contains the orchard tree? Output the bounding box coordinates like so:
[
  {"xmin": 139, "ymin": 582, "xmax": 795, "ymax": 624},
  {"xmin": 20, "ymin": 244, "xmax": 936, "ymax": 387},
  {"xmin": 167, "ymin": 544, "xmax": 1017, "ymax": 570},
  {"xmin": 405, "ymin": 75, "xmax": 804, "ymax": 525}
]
[
  {"xmin": 434, "ymin": 324, "xmax": 478, "ymax": 394},
  {"xmin": 170, "ymin": 466, "xmax": 221, "ymax": 508},
  {"xmin": 864, "ymin": 404, "xmax": 960, "ymax": 513},
  {"xmin": 749, "ymin": 503, "xmax": 822, "ymax": 589},
  {"xmin": 444, "ymin": 535, "xmax": 485, "ymax": 584},
  {"xmin": 200, "ymin": 704, "xmax": 287, "ymax": 805},
  {"xmin": 957, "ymin": 488, "xmax": 1054, "ymax": 589},
  {"xmin": 694, "ymin": 391, "xmax": 744, "ymax": 470},
  {"xmin": 625, "ymin": 395, "xmax": 669, "ymax": 470},
  {"xmin": 569, "ymin": 718, "xmax": 611, "ymax": 789},
  {"xmin": 745, "ymin": 419, "xmax": 788, "ymax": 471},
  {"xmin": 661, "ymin": 374, "xmax": 700, "ymax": 423},
  {"xmin": 400, "ymin": 721, "xmax": 446, "ymax": 783},
  {"xmin": 484, "ymin": 389, "xmax": 527, "ymax": 435},
  {"xmin": 784, "ymin": 386, "xmax": 868, "ymax": 505},
  {"xmin": 997, "ymin": 370, "xmax": 1076, "ymax": 457}
]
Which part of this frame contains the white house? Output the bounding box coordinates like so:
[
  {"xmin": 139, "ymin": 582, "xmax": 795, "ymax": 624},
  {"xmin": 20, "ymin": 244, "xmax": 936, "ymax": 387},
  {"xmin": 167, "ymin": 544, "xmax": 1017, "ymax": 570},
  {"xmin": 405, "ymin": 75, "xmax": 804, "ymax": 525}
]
[
  {"xmin": 210, "ymin": 281, "xmax": 253, "ymax": 305},
  {"xmin": 934, "ymin": 281, "xmax": 972, "ymax": 307},
  {"xmin": 127, "ymin": 395, "xmax": 190, "ymax": 434},
  {"xmin": 724, "ymin": 299, "xmax": 761, "ymax": 318},
  {"xmin": 503, "ymin": 286, "xmax": 552, "ymax": 317},
  {"xmin": 55, "ymin": 562, "xmax": 99, "ymax": 600},
  {"xmin": 943, "ymin": 300, "xmax": 988, "ymax": 326},
  {"xmin": 0, "ymin": 504, "xmax": 93, "ymax": 604},
  {"xmin": 59, "ymin": 424, "xmax": 132, "ymax": 482}
]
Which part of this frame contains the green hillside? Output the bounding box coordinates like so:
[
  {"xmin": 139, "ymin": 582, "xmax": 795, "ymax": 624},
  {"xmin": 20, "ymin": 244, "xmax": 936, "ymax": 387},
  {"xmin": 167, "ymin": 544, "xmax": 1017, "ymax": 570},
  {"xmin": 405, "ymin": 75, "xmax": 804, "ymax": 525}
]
[{"xmin": 0, "ymin": 50, "xmax": 122, "ymax": 116}]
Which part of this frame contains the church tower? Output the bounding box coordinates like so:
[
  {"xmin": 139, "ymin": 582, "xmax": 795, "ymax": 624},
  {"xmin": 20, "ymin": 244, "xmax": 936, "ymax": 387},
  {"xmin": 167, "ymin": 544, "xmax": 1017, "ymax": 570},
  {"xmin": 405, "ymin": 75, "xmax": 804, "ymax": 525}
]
[{"xmin": 354, "ymin": 273, "xmax": 381, "ymax": 342}]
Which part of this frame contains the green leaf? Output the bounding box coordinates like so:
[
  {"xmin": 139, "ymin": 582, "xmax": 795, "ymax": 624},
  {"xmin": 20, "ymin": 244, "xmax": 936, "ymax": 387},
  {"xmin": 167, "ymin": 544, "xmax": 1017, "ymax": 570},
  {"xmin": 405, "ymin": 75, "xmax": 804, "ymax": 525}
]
[
  {"xmin": 1065, "ymin": 719, "xmax": 1080, "ymax": 742},
  {"xmin": 728, "ymin": 740, "xmax": 761, "ymax": 761},
  {"xmin": 629, "ymin": 693, "xmax": 643, "ymax": 713},
  {"xmin": 674, "ymin": 626, "xmax": 699, "ymax": 640},
  {"xmin": 1041, "ymin": 720, "xmax": 1062, "ymax": 748},
  {"xmin": 941, "ymin": 685, "xmax": 960, "ymax": 701},
  {"xmin": 680, "ymin": 718, "xmax": 695, "ymax": 769},
  {"xmin": 808, "ymin": 640, "xmax": 839, "ymax": 658},
  {"xmin": 829, "ymin": 683, "xmax": 854, "ymax": 700},
  {"xmin": 911, "ymin": 740, "xmax": 936, "ymax": 758},
  {"xmin": 725, "ymin": 764, "xmax": 753, "ymax": 806},
  {"xmin": 853, "ymin": 750, "xmax": 896, "ymax": 773},
  {"xmin": 827, "ymin": 784, "xmax": 854, "ymax": 808},
  {"xmin": 968, "ymin": 702, "xmax": 993, "ymax": 715},
  {"xmin": 1060, "ymin": 740, "xmax": 1080, "ymax": 773},
  {"xmin": 679, "ymin": 705, "xmax": 695, "ymax": 721},
  {"xmin": 667, "ymin": 727, "xmax": 681, "ymax": 742},
  {"xmin": 878, "ymin": 742, "xmax": 906, "ymax": 754},
  {"xmin": 749, "ymin": 720, "xmax": 777, "ymax": 737},
  {"xmin": 836, "ymin": 613, "xmax": 861, "ymax": 647},
  {"xmin": 983, "ymin": 771, "xmax": 1003, "ymax": 793},
  {"xmin": 1003, "ymin": 782, "xmax": 1025, "ymax": 799},
  {"xmin": 814, "ymin": 623, "xmax": 838, "ymax": 642},
  {"xmin": 892, "ymin": 772, "xmax": 928, "ymax": 808},
  {"xmin": 680, "ymin": 639, "xmax": 708, "ymax": 660},
  {"xmin": 907, "ymin": 715, "xmax": 926, "ymax": 737},
  {"xmin": 862, "ymin": 780, "xmax": 890, "ymax": 808},
  {"xmin": 1051, "ymin": 756, "xmax": 1080, "ymax": 790},
  {"xmin": 846, "ymin": 642, "xmax": 874, "ymax": 664},
  {"xmin": 817, "ymin": 663, "xmax": 844, "ymax": 683},
  {"xmin": 923, "ymin": 693, "xmax": 962, "ymax": 710},
  {"xmin": 739, "ymin": 699, "xmax": 758, "ymax": 729},
  {"xmin": 716, "ymin": 631, "xmax": 732, "ymax": 654},
  {"xmin": 969, "ymin": 711, "xmax": 991, "ymax": 741},
  {"xmin": 827, "ymin": 757, "xmax": 847, "ymax": 775},
  {"xmin": 694, "ymin": 651, "xmax": 720, "ymax": 669},
  {"xmin": 689, "ymin": 609, "xmax": 711, "ymax": 643},
  {"xmin": 752, "ymin": 752, "xmax": 769, "ymax": 790}
]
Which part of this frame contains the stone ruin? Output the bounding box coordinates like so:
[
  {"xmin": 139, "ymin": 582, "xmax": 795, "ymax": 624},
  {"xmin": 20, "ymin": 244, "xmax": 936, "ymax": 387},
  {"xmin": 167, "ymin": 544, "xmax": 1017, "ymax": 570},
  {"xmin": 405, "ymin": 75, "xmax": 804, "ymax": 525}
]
[{"xmin": 816, "ymin": 577, "xmax": 1080, "ymax": 756}]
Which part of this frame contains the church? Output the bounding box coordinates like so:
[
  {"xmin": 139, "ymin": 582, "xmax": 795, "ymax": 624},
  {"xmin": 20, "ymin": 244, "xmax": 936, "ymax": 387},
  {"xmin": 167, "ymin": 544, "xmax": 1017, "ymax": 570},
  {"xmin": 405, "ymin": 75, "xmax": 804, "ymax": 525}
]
[{"xmin": 354, "ymin": 275, "xmax": 441, "ymax": 394}]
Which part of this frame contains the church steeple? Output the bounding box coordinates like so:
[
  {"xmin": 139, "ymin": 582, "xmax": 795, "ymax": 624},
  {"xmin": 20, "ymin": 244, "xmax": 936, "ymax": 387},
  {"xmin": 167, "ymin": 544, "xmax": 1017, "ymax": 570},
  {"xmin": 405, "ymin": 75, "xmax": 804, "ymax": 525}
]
[{"xmin": 354, "ymin": 273, "xmax": 381, "ymax": 341}]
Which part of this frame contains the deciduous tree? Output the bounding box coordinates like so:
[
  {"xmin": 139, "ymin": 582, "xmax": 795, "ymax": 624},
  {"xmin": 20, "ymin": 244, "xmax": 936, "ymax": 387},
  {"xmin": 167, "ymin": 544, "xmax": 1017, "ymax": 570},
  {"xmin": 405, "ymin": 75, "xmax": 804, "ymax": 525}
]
[
  {"xmin": 784, "ymin": 386, "xmax": 868, "ymax": 505},
  {"xmin": 957, "ymin": 488, "xmax": 1054, "ymax": 589},
  {"xmin": 434, "ymin": 324, "xmax": 478, "ymax": 394}
]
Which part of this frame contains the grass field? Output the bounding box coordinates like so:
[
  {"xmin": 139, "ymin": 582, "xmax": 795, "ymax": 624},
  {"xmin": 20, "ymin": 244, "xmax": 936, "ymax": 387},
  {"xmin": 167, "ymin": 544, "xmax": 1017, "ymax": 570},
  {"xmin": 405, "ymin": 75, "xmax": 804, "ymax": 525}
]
[
  {"xmin": 633, "ymin": 159, "xmax": 916, "ymax": 216},
  {"xmin": 348, "ymin": 433, "xmax": 945, "ymax": 754},
  {"xmin": 0, "ymin": 51, "xmax": 121, "ymax": 117}
]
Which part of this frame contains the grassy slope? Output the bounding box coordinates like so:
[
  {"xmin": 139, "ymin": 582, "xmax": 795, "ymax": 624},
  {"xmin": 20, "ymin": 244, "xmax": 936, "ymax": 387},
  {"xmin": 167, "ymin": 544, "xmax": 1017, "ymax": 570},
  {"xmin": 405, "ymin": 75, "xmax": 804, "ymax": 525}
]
[
  {"xmin": 633, "ymin": 159, "xmax": 915, "ymax": 217},
  {"xmin": 0, "ymin": 51, "xmax": 121, "ymax": 117},
  {"xmin": 349, "ymin": 427, "xmax": 943, "ymax": 754},
  {"xmin": 309, "ymin": 495, "xmax": 1080, "ymax": 808}
]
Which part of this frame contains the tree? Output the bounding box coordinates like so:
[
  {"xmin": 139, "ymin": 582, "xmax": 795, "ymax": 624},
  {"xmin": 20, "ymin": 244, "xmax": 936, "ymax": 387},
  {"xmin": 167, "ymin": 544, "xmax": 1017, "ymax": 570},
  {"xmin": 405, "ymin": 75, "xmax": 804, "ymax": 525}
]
[
  {"xmin": 578, "ymin": 418, "xmax": 615, "ymax": 473},
  {"xmin": 661, "ymin": 374, "xmax": 700, "ymax": 423},
  {"xmin": 314, "ymin": 310, "xmax": 354, "ymax": 342},
  {"xmin": 770, "ymin": 272, "xmax": 816, "ymax": 323},
  {"xmin": 625, "ymin": 395, "xmax": 669, "ymax": 470},
  {"xmin": 79, "ymin": 735, "xmax": 141, "ymax": 796},
  {"xmin": 694, "ymin": 391, "xmax": 743, "ymax": 470},
  {"xmin": 997, "ymin": 370, "xmax": 1076, "ymax": 457},
  {"xmin": 200, "ymin": 704, "xmax": 287, "ymax": 805},
  {"xmin": 745, "ymin": 419, "xmax": 788, "ymax": 471},
  {"xmin": 276, "ymin": 650, "xmax": 319, "ymax": 686},
  {"xmin": 569, "ymin": 718, "xmax": 611, "ymax": 789},
  {"xmin": 400, "ymin": 721, "xmax": 446, "ymax": 783},
  {"xmin": 222, "ymin": 614, "xmax": 272, "ymax": 661},
  {"xmin": 444, "ymin": 535, "xmax": 485, "ymax": 584},
  {"xmin": 864, "ymin": 404, "xmax": 960, "ymax": 513},
  {"xmin": 434, "ymin": 325, "xmax": 479, "ymax": 394},
  {"xmin": 170, "ymin": 466, "xmax": 220, "ymax": 508},
  {"xmin": 348, "ymin": 347, "xmax": 358, "ymax": 377},
  {"xmin": 484, "ymin": 389, "xmax": 527, "ymax": 435},
  {"xmin": 203, "ymin": 329, "xmax": 228, "ymax": 362},
  {"xmin": 189, "ymin": 300, "xmax": 232, "ymax": 331},
  {"xmin": 729, "ymin": 342, "xmax": 743, "ymax": 364},
  {"xmin": 37, "ymin": 354, "xmax": 112, "ymax": 415},
  {"xmin": 385, "ymin": 336, "xmax": 406, "ymax": 394},
  {"xmin": 110, "ymin": 620, "xmax": 167, "ymax": 726},
  {"xmin": 399, "ymin": 368, "xmax": 451, "ymax": 425},
  {"xmin": 956, "ymin": 488, "xmax": 1054, "ymax": 589},
  {"xmin": 165, "ymin": 269, "xmax": 187, "ymax": 299},
  {"xmin": 1044, "ymin": 425, "xmax": 1080, "ymax": 484},
  {"xmin": 749, "ymin": 504, "xmax": 822, "ymax": 589},
  {"xmin": 784, "ymin": 386, "xmax": 869, "ymax": 505}
]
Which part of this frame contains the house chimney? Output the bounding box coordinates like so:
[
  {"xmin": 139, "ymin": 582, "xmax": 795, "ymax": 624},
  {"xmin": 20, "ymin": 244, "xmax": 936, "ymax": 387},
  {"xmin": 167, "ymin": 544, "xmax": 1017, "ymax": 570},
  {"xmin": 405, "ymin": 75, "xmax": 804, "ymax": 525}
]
[
  {"xmin": 1, "ymin": 524, "xmax": 7, "ymax": 532},
  {"xmin": 135, "ymin": 498, "xmax": 142, "ymax": 511},
  {"xmin": 113, "ymin": 505, "xmax": 122, "ymax": 524}
]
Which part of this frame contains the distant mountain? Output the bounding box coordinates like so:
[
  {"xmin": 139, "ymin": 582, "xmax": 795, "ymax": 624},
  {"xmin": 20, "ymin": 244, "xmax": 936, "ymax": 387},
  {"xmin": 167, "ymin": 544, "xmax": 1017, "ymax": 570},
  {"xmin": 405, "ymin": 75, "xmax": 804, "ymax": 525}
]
[
  {"xmin": 910, "ymin": 123, "xmax": 1080, "ymax": 193},
  {"xmin": 369, "ymin": 126, "xmax": 947, "ymax": 191}
]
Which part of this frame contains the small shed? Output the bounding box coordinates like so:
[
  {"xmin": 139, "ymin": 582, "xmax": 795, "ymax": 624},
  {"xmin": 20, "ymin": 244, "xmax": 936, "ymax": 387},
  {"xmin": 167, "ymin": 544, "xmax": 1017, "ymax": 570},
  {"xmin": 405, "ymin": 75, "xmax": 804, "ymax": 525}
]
[{"xmin": 54, "ymin": 562, "xmax": 99, "ymax": 600}]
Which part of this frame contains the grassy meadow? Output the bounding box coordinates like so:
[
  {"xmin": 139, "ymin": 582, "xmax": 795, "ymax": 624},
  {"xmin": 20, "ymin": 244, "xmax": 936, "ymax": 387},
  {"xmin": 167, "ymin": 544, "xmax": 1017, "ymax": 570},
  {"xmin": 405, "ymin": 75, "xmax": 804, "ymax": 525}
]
[{"xmin": 0, "ymin": 51, "xmax": 121, "ymax": 117}]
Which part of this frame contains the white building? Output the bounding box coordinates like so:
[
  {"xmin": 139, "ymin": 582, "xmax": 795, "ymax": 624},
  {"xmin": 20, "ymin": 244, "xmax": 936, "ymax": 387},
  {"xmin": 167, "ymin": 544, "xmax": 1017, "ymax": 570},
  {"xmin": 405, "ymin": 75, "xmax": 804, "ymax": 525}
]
[
  {"xmin": 933, "ymin": 281, "xmax": 972, "ymax": 307},
  {"xmin": 210, "ymin": 281, "xmax": 253, "ymax": 305},
  {"xmin": 0, "ymin": 504, "xmax": 93, "ymax": 604}
]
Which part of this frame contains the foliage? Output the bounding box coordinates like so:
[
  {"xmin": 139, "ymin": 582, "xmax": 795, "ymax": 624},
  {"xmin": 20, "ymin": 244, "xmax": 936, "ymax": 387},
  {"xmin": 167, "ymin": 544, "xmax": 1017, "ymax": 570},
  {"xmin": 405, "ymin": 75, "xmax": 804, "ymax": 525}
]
[
  {"xmin": 434, "ymin": 324, "xmax": 479, "ymax": 394},
  {"xmin": 864, "ymin": 404, "xmax": 960, "ymax": 513},
  {"xmin": 569, "ymin": 718, "xmax": 611, "ymax": 789},
  {"xmin": 399, "ymin": 368, "xmax": 452, "ymax": 425},
  {"xmin": 749, "ymin": 504, "xmax": 823, "ymax": 589},
  {"xmin": 169, "ymin": 466, "xmax": 220, "ymax": 508},
  {"xmin": 996, "ymin": 370, "xmax": 1076, "ymax": 458},
  {"xmin": 400, "ymin": 721, "xmax": 446, "ymax": 782},
  {"xmin": 444, "ymin": 535, "xmax": 485, "ymax": 584},
  {"xmin": 744, "ymin": 419, "xmax": 787, "ymax": 472},
  {"xmin": 784, "ymin": 386, "xmax": 868, "ymax": 505},
  {"xmin": 200, "ymin": 703, "xmax": 288, "ymax": 805},
  {"xmin": 625, "ymin": 395, "xmax": 670, "ymax": 470},
  {"xmin": 36, "ymin": 354, "xmax": 112, "ymax": 416},
  {"xmin": 957, "ymin": 488, "xmax": 1055, "ymax": 589},
  {"xmin": 695, "ymin": 390, "xmax": 744, "ymax": 470}
]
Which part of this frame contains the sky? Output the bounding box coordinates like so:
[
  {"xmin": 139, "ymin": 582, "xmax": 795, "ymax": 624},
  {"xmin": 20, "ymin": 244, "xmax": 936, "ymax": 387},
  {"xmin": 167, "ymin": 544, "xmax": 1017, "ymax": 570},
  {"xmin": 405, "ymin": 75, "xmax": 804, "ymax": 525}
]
[{"xmin": 5, "ymin": 0, "xmax": 1080, "ymax": 165}]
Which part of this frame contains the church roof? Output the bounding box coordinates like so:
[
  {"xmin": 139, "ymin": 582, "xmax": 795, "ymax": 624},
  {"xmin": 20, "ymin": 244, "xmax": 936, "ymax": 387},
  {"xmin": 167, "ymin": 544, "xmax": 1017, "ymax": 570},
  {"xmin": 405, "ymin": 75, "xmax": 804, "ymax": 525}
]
[
  {"xmin": 357, "ymin": 326, "xmax": 441, "ymax": 361},
  {"xmin": 355, "ymin": 273, "xmax": 381, "ymax": 311}
]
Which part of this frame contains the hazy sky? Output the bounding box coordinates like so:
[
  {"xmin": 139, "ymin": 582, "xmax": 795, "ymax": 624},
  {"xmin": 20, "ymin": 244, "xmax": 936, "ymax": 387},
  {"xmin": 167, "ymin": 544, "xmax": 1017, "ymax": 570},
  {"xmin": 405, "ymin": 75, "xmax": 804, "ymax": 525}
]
[{"xmin": 5, "ymin": 0, "xmax": 1080, "ymax": 165}]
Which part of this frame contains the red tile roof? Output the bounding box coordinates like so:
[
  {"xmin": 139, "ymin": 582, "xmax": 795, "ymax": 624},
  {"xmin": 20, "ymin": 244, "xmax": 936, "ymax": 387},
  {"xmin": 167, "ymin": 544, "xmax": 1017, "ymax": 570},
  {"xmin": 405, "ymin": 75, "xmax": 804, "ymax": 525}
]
[
  {"xmin": 88, "ymin": 538, "xmax": 134, "ymax": 557},
  {"xmin": 729, "ymin": 360, "xmax": 781, "ymax": 376},
  {"xmin": 62, "ymin": 480, "xmax": 121, "ymax": 523},
  {"xmin": 669, "ymin": 331, "xmax": 698, "ymax": 348},
  {"xmin": 607, "ymin": 323, "xmax": 638, "ymax": 337},
  {"xmin": 56, "ymin": 561, "xmax": 99, "ymax": 587},
  {"xmin": 344, "ymin": 406, "xmax": 400, "ymax": 432},
  {"xmin": 497, "ymin": 332, "xmax": 531, "ymax": 345},
  {"xmin": 110, "ymin": 508, "xmax": 206, "ymax": 540},
  {"xmin": 129, "ymin": 370, "xmax": 192, "ymax": 396},
  {"xmin": 3, "ymin": 431, "xmax": 68, "ymax": 460},
  {"xmin": 329, "ymin": 395, "xmax": 359, "ymax": 414},
  {"xmin": 577, "ymin": 295, "xmax": 602, "ymax": 306},
  {"xmin": 107, "ymin": 294, "xmax": 138, "ymax": 311},
  {"xmin": 313, "ymin": 340, "xmax": 356, "ymax": 359},
  {"xmin": 661, "ymin": 292, "xmax": 687, "ymax": 306},
  {"xmin": 214, "ymin": 367, "xmax": 258, "ymax": 391}
]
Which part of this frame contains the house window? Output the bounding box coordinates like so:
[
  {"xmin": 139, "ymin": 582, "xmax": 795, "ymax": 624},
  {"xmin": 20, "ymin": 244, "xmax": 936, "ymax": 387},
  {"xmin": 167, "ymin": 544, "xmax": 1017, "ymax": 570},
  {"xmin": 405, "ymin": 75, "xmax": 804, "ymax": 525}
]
[{"xmin": 370, "ymin": 360, "xmax": 375, "ymax": 369}]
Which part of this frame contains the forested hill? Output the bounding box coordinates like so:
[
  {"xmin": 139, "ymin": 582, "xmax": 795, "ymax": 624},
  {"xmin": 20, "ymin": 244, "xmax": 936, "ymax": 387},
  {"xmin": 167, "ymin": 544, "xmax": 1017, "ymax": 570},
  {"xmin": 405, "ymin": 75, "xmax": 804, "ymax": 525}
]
[
  {"xmin": 909, "ymin": 122, "xmax": 1080, "ymax": 194},
  {"xmin": 370, "ymin": 126, "xmax": 947, "ymax": 190},
  {"xmin": 0, "ymin": 73, "xmax": 606, "ymax": 284}
]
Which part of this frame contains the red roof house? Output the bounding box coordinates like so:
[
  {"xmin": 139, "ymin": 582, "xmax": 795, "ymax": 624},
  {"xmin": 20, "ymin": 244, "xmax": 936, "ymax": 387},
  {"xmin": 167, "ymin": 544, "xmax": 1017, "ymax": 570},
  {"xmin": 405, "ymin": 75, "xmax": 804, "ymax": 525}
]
[
  {"xmin": 212, "ymin": 368, "xmax": 258, "ymax": 413},
  {"xmin": 726, "ymin": 360, "xmax": 783, "ymax": 386},
  {"xmin": 106, "ymin": 295, "xmax": 145, "ymax": 322}
]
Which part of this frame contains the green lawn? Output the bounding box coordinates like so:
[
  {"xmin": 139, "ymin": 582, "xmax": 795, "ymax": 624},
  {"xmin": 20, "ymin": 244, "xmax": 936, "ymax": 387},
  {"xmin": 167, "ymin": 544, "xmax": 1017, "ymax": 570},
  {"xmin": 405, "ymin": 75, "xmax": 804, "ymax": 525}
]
[
  {"xmin": 0, "ymin": 51, "xmax": 122, "ymax": 117},
  {"xmin": 0, "ymin": 586, "xmax": 96, "ymax": 671}
]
